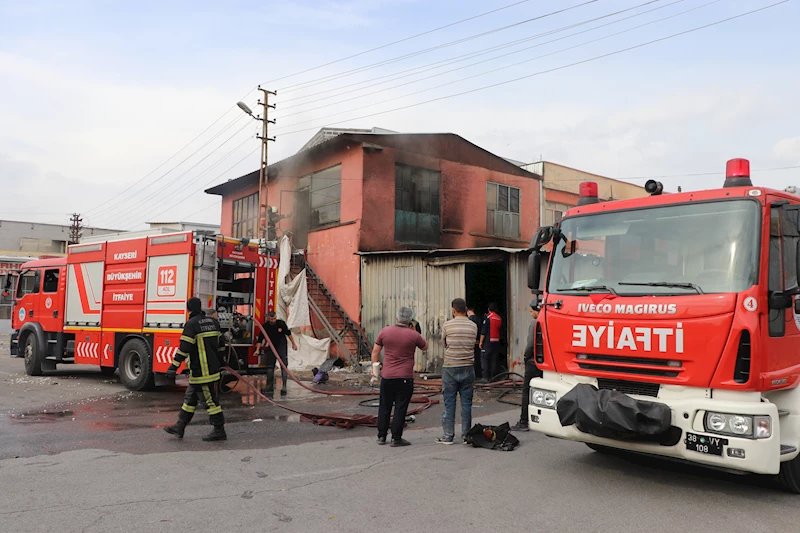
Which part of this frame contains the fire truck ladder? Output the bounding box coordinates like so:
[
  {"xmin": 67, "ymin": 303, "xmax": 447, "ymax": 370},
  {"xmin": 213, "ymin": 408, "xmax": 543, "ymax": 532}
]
[{"xmin": 290, "ymin": 252, "xmax": 371, "ymax": 363}]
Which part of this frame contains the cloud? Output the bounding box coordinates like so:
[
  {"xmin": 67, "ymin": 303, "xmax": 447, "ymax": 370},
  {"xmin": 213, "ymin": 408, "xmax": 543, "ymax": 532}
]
[{"xmin": 773, "ymin": 137, "xmax": 800, "ymax": 163}]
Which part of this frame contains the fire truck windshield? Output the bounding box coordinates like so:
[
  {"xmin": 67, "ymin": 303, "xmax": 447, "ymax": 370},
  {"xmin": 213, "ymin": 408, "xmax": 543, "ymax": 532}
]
[{"xmin": 548, "ymin": 199, "xmax": 760, "ymax": 296}]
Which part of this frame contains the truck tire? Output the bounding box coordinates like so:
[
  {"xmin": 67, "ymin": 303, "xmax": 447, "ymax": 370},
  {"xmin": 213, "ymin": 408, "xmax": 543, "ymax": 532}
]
[
  {"xmin": 778, "ymin": 456, "xmax": 800, "ymax": 494},
  {"xmin": 22, "ymin": 334, "xmax": 43, "ymax": 376},
  {"xmin": 118, "ymin": 338, "xmax": 155, "ymax": 391}
]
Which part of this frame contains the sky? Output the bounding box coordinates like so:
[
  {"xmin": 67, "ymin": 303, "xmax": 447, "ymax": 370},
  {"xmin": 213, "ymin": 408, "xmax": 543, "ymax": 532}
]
[{"xmin": 0, "ymin": 0, "xmax": 798, "ymax": 230}]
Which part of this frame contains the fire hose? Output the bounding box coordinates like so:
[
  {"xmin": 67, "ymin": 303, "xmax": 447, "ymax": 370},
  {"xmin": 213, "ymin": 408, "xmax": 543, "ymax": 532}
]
[{"xmin": 216, "ymin": 322, "xmax": 523, "ymax": 429}]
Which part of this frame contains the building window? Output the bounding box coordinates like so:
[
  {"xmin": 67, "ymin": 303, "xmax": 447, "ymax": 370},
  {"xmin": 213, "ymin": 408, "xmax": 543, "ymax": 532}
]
[
  {"xmin": 486, "ymin": 182, "xmax": 520, "ymax": 239},
  {"xmin": 307, "ymin": 165, "xmax": 341, "ymax": 229},
  {"xmin": 232, "ymin": 193, "xmax": 258, "ymax": 239},
  {"xmin": 543, "ymin": 201, "xmax": 570, "ymax": 226},
  {"xmin": 395, "ymin": 164, "xmax": 441, "ymax": 246}
]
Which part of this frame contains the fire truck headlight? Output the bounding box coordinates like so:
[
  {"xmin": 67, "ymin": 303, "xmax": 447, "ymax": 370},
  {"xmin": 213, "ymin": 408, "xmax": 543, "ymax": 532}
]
[
  {"xmin": 531, "ymin": 388, "xmax": 557, "ymax": 409},
  {"xmin": 730, "ymin": 415, "xmax": 751, "ymax": 435},
  {"xmin": 754, "ymin": 416, "xmax": 772, "ymax": 439},
  {"xmin": 707, "ymin": 412, "xmax": 728, "ymax": 432},
  {"xmin": 543, "ymin": 391, "xmax": 557, "ymax": 408},
  {"xmin": 532, "ymin": 389, "xmax": 545, "ymax": 406},
  {"xmin": 705, "ymin": 412, "xmax": 758, "ymax": 438}
]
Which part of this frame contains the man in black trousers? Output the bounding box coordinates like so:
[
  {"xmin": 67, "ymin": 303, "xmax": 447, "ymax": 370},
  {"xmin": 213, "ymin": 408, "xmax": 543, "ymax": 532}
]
[{"xmin": 512, "ymin": 300, "xmax": 542, "ymax": 432}]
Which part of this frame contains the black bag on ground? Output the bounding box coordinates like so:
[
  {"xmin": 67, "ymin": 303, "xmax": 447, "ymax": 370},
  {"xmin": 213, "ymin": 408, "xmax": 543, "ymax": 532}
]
[{"xmin": 465, "ymin": 422, "xmax": 519, "ymax": 451}]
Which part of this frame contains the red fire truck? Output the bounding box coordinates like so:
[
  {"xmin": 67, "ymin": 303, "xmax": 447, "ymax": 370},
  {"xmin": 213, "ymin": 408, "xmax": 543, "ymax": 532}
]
[
  {"xmin": 527, "ymin": 159, "xmax": 800, "ymax": 491},
  {"xmin": 7, "ymin": 232, "xmax": 277, "ymax": 391}
]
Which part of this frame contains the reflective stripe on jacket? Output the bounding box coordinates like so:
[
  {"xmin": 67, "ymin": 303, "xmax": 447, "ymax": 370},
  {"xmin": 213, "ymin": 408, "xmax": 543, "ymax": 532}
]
[{"xmin": 170, "ymin": 311, "xmax": 222, "ymax": 384}]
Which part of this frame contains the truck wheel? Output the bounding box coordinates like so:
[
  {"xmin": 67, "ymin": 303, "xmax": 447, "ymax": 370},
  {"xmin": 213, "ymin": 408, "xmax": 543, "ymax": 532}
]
[
  {"xmin": 22, "ymin": 334, "xmax": 43, "ymax": 376},
  {"xmin": 778, "ymin": 456, "xmax": 800, "ymax": 494},
  {"xmin": 118, "ymin": 339, "xmax": 155, "ymax": 391}
]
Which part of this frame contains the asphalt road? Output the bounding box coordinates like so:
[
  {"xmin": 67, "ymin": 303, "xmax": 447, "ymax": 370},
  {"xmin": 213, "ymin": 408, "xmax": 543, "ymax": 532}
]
[
  {"xmin": 2, "ymin": 409, "xmax": 799, "ymax": 533},
  {"xmin": 3, "ymin": 342, "xmax": 800, "ymax": 532}
]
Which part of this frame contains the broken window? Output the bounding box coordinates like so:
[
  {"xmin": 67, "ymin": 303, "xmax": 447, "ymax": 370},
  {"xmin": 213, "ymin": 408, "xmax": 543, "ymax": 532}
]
[
  {"xmin": 487, "ymin": 182, "xmax": 521, "ymax": 239},
  {"xmin": 394, "ymin": 164, "xmax": 441, "ymax": 246}
]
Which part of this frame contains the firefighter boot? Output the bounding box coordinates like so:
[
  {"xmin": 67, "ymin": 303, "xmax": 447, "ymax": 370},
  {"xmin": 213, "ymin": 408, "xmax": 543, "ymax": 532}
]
[
  {"xmin": 163, "ymin": 419, "xmax": 187, "ymax": 439},
  {"xmin": 202, "ymin": 425, "xmax": 227, "ymax": 441}
]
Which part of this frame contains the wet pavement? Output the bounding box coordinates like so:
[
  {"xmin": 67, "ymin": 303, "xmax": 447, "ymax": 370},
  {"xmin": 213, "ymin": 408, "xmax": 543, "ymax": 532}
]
[{"xmin": 0, "ymin": 345, "xmax": 519, "ymax": 459}]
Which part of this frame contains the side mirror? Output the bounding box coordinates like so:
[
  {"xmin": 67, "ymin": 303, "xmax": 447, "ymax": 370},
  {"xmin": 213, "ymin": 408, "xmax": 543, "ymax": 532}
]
[
  {"xmin": 528, "ymin": 252, "xmax": 541, "ymax": 292},
  {"xmin": 530, "ymin": 226, "xmax": 555, "ymax": 249}
]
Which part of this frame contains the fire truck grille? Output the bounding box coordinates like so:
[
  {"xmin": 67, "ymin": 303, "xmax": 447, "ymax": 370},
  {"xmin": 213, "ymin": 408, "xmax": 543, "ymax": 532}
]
[
  {"xmin": 596, "ymin": 378, "xmax": 660, "ymax": 398},
  {"xmin": 575, "ymin": 353, "xmax": 682, "ymax": 378}
]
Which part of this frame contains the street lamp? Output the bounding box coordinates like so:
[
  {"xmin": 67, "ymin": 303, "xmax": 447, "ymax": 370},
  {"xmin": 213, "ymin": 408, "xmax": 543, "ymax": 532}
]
[{"xmin": 237, "ymin": 88, "xmax": 275, "ymax": 246}]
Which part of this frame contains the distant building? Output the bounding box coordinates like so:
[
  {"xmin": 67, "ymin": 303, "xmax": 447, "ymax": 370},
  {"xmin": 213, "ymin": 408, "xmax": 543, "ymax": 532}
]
[
  {"xmin": 521, "ymin": 161, "xmax": 648, "ymax": 226},
  {"xmin": 146, "ymin": 221, "xmax": 219, "ymax": 234},
  {"xmin": 0, "ymin": 219, "xmax": 118, "ymax": 257}
]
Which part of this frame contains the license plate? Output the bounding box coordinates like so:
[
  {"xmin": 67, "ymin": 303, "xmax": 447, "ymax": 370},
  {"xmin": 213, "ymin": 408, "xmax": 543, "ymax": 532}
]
[{"xmin": 685, "ymin": 432, "xmax": 728, "ymax": 456}]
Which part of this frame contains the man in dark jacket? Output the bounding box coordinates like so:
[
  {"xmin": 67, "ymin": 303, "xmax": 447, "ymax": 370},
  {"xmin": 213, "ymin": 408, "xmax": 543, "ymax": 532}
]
[
  {"xmin": 467, "ymin": 307, "xmax": 482, "ymax": 378},
  {"xmin": 511, "ymin": 300, "xmax": 542, "ymax": 432},
  {"xmin": 164, "ymin": 297, "xmax": 226, "ymax": 441},
  {"xmin": 256, "ymin": 311, "xmax": 298, "ymax": 396}
]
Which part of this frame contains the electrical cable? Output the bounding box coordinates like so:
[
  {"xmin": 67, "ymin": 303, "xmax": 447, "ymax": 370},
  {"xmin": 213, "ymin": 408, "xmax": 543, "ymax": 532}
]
[
  {"xmin": 273, "ymin": 1, "xmax": 788, "ymax": 139},
  {"xmin": 114, "ymin": 132, "xmax": 255, "ymax": 229},
  {"xmin": 89, "ymin": 107, "xmax": 255, "ymax": 220},
  {"xmin": 276, "ymin": 0, "xmax": 670, "ymax": 110},
  {"xmin": 84, "ymin": 89, "xmax": 257, "ymax": 215},
  {"xmin": 277, "ymin": 0, "xmax": 600, "ymax": 92},
  {"xmin": 107, "ymin": 121, "xmax": 255, "ymax": 228},
  {"xmin": 263, "ymin": 0, "xmax": 538, "ymax": 87},
  {"xmin": 273, "ymin": 0, "xmax": 722, "ymax": 131}
]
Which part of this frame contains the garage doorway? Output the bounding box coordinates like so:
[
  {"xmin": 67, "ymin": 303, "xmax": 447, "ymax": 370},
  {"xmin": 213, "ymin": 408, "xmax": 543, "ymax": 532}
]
[{"xmin": 465, "ymin": 261, "xmax": 508, "ymax": 375}]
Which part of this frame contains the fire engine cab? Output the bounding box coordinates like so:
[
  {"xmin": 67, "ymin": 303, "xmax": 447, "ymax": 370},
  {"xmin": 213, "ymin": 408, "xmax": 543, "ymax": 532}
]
[
  {"xmin": 527, "ymin": 159, "xmax": 800, "ymax": 492},
  {"xmin": 7, "ymin": 232, "xmax": 277, "ymax": 391}
]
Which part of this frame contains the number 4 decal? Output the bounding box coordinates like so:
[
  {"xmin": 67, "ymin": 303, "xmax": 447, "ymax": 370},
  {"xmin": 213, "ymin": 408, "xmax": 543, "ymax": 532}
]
[{"xmin": 157, "ymin": 266, "xmax": 177, "ymax": 297}]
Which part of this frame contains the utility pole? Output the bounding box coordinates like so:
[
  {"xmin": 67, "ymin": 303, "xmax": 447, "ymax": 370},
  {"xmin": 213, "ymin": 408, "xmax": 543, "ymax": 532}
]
[
  {"xmin": 256, "ymin": 86, "xmax": 277, "ymax": 245},
  {"xmin": 69, "ymin": 213, "xmax": 83, "ymax": 245}
]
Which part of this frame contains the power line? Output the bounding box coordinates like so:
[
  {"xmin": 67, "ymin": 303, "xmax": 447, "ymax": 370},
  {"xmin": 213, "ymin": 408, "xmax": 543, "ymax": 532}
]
[
  {"xmin": 111, "ymin": 129, "xmax": 257, "ymax": 229},
  {"xmin": 102, "ymin": 121, "xmax": 256, "ymax": 228},
  {"xmin": 274, "ymin": 1, "xmax": 788, "ymax": 139},
  {"xmin": 275, "ymin": 0, "xmax": 695, "ymax": 124},
  {"xmin": 180, "ymin": 199, "xmax": 222, "ymax": 222},
  {"xmin": 84, "ymin": 88, "xmax": 257, "ymax": 215},
  {"xmin": 277, "ymin": 0, "xmax": 600, "ymax": 93},
  {"xmin": 264, "ymin": 0, "xmax": 537, "ymax": 86},
  {"xmin": 618, "ymin": 164, "xmax": 800, "ymax": 180},
  {"xmin": 127, "ymin": 148, "xmax": 259, "ymax": 229},
  {"xmin": 276, "ymin": 0, "xmax": 671, "ymax": 113},
  {"xmin": 88, "ymin": 107, "xmax": 255, "ymax": 219}
]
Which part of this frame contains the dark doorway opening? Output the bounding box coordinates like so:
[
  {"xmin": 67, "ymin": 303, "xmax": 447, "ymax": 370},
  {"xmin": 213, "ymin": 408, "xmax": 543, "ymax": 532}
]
[{"xmin": 465, "ymin": 261, "xmax": 508, "ymax": 377}]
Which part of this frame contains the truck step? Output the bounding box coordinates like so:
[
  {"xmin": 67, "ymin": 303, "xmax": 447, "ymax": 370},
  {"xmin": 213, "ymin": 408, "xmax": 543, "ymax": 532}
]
[
  {"xmin": 781, "ymin": 445, "xmax": 797, "ymax": 455},
  {"xmin": 779, "ymin": 409, "xmax": 791, "ymax": 417}
]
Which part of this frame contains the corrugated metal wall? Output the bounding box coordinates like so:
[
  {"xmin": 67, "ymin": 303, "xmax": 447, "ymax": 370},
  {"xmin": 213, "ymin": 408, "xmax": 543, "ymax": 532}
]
[
  {"xmin": 424, "ymin": 263, "xmax": 465, "ymax": 372},
  {"xmin": 361, "ymin": 251, "xmax": 533, "ymax": 375},
  {"xmin": 507, "ymin": 252, "xmax": 534, "ymax": 376},
  {"xmin": 361, "ymin": 255, "xmax": 428, "ymax": 370}
]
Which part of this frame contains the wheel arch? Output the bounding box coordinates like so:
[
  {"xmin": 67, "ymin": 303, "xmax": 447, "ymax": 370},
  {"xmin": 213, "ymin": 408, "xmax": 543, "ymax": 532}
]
[{"xmin": 19, "ymin": 322, "xmax": 47, "ymax": 360}]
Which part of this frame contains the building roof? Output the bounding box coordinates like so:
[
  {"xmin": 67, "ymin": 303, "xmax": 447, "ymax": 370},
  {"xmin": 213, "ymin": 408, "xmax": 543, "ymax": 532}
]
[
  {"xmin": 299, "ymin": 126, "xmax": 398, "ymax": 152},
  {"xmin": 206, "ymin": 132, "xmax": 541, "ymax": 197},
  {"xmin": 146, "ymin": 221, "xmax": 220, "ymax": 228}
]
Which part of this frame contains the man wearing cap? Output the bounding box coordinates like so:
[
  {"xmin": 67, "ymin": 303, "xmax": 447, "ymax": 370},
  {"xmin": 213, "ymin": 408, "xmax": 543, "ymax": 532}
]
[
  {"xmin": 164, "ymin": 297, "xmax": 226, "ymax": 441},
  {"xmin": 511, "ymin": 300, "xmax": 542, "ymax": 432},
  {"xmin": 371, "ymin": 306, "xmax": 428, "ymax": 447}
]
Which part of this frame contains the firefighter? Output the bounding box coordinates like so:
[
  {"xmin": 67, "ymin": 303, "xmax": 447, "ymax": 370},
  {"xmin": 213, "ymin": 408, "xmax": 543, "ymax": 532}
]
[{"xmin": 163, "ymin": 297, "xmax": 227, "ymax": 441}]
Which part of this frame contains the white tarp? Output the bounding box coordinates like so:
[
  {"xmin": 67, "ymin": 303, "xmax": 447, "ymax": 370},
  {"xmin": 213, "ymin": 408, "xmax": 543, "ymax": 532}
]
[
  {"xmin": 276, "ymin": 235, "xmax": 330, "ymax": 369},
  {"xmin": 287, "ymin": 334, "xmax": 331, "ymax": 370}
]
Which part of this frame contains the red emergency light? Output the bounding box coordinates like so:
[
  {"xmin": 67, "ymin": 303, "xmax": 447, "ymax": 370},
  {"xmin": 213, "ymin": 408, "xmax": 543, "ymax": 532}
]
[
  {"xmin": 724, "ymin": 158, "xmax": 753, "ymax": 188},
  {"xmin": 577, "ymin": 181, "xmax": 600, "ymax": 206}
]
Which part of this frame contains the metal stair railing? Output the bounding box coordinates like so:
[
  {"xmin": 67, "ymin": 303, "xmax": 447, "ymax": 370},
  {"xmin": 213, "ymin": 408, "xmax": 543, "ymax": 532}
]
[{"xmin": 291, "ymin": 250, "xmax": 372, "ymax": 360}]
